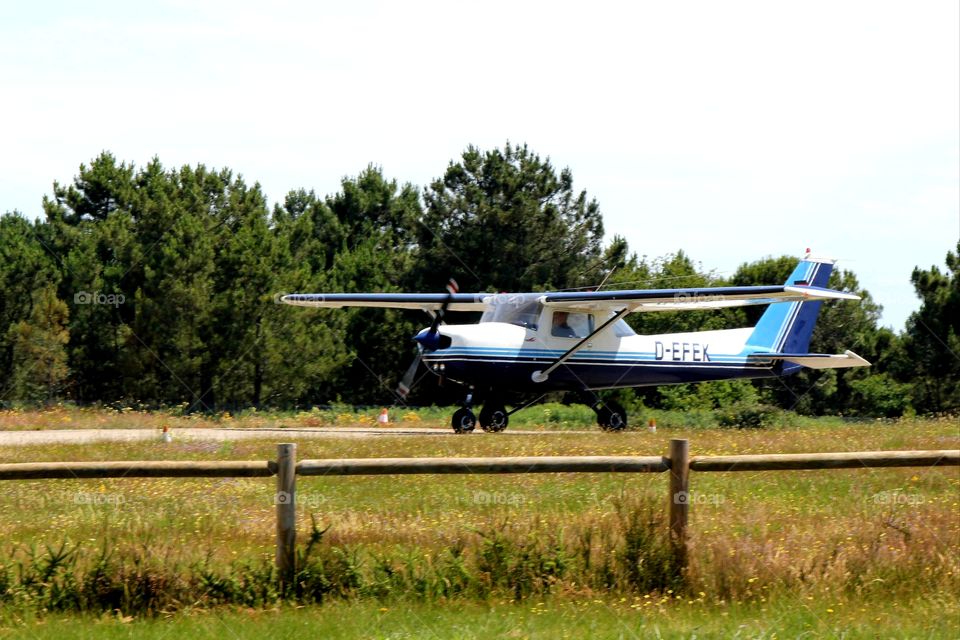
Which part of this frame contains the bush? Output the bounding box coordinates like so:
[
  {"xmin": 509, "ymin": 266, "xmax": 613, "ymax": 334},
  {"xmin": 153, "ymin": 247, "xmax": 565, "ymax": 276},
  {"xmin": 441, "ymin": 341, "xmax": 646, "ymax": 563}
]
[
  {"xmin": 849, "ymin": 373, "xmax": 913, "ymax": 417},
  {"xmin": 717, "ymin": 403, "xmax": 784, "ymax": 428}
]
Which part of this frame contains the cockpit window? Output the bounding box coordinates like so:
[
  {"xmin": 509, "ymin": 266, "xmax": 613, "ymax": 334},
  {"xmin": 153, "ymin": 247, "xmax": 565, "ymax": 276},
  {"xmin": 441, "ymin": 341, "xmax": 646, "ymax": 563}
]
[
  {"xmin": 479, "ymin": 293, "xmax": 542, "ymax": 330},
  {"xmin": 552, "ymin": 311, "xmax": 594, "ymax": 338}
]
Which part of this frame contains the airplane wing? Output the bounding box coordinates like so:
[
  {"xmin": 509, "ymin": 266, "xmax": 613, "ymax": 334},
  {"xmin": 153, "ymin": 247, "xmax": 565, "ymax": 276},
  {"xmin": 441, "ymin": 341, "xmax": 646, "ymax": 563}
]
[
  {"xmin": 281, "ymin": 285, "xmax": 859, "ymax": 313},
  {"xmin": 539, "ymin": 285, "xmax": 860, "ymax": 312},
  {"xmin": 281, "ymin": 293, "xmax": 491, "ymax": 312}
]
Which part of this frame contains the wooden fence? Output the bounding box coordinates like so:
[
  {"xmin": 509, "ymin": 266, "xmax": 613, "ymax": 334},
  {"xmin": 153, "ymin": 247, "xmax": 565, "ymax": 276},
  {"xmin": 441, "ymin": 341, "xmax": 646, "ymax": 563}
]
[{"xmin": 1, "ymin": 440, "xmax": 957, "ymax": 585}]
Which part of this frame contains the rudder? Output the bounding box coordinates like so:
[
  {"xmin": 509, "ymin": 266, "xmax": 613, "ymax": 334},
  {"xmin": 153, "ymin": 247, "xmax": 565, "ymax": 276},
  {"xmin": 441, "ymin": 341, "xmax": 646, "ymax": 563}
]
[{"xmin": 745, "ymin": 256, "xmax": 834, "ymax": 353}]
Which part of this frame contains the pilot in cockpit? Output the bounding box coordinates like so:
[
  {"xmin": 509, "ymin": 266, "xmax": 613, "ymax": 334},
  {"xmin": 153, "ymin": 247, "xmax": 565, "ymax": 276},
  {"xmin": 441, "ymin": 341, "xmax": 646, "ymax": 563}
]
[{"xmin": 552, "ymin": 311, "xmax": 577, "ymax": 338}]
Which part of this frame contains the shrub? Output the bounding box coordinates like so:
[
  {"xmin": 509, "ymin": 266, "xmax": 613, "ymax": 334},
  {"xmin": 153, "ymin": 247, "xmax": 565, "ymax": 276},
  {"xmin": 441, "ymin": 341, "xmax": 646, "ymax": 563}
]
[{"xmin": 717, "ymin": 403, "xmax": 783, "ymax": 428}]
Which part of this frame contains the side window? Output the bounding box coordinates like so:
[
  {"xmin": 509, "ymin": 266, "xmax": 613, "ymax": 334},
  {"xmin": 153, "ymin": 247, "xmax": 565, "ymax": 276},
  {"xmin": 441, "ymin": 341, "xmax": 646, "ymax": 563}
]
[{"xmin": 551, "ymin": 312, "xmax": 594, "ymax": 338}]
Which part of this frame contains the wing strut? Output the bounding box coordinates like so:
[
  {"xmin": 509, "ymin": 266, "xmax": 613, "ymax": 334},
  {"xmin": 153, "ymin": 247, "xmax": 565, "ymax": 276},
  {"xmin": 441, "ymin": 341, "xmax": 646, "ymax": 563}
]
[{"xmin": 531, "ymin": 307, "xmax": 631, "ymax": 383}]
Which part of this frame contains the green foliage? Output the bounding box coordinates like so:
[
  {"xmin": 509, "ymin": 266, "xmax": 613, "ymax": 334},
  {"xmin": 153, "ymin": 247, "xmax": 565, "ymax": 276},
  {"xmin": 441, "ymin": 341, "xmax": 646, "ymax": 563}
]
[
  {"xmin": 848, "ymin": 373, "xmax": 913, "ymax": 418},
  {"xmin": 509, "ymin": 402, "xmax": 597, "ymax": 427},
  {"xmin": 615, "ymin": 496, "xmax": 684, "ymax": 594},
  {"xmin": 624, "ymin": 251, "xmax": 742, "ymax": 335},
  {"xmin": 899, "ymin": 242, "xmax": 960, "ymax": 413},
  {"xmin": 717, "ymin": 403, "xmax": 786, "ymax": 429},
  {"xmin": 19, "ymin": 154, "xmax": 356, "ymax": 409},
  {"xmin": 658, "ymin": 379, "xmax": 759, "ymax": 412},
  {"xmin": 273, "ymin": 168, "xmax": 421, "ymax": 405},
  {"xmin": 5, "ymin": 286, "xmax": 70, "ymax": 405},
  {"xmin": 417, "ymin": 143, "xmax": 607, "ymax": 293},
  {"xmin": 0, "ymin": 213, "xmax": 62, "ymax": 401}
]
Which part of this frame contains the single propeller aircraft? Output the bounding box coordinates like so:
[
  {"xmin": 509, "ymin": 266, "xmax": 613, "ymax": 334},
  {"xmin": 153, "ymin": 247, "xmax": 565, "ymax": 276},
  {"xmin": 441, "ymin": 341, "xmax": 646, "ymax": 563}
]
[{"xmin": 282, "ymin": 253, "xmax": 870, "ymax": 433}]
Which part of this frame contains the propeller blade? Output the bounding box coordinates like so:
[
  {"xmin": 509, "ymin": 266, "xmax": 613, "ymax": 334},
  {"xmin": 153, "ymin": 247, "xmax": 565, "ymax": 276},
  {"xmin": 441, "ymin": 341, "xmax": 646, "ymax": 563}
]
[
  {"xmin": 396, "ymin": 351, "xmax": 422, "ymax": 399},
  {"xmin": 399, "ymin": 278, "xmax": 457, "ymax": 399},
  {"xmin": 428, "ymin": 278, "xmax": 459, "ymax": 335}
]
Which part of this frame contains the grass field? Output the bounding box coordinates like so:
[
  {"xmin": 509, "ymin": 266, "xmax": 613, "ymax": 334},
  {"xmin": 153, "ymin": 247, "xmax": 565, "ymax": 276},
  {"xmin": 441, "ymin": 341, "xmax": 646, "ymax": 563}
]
[
  {"xmin": 3, "ymin": 595, "xmax": 956, "ymax": 639},
  {"xmin": 0, "ymin": 402, "xmax": 887, "ymax": 432},
  {"xmin": 0, "ymin": 408, "xmax": 957, "ymax": 638}
]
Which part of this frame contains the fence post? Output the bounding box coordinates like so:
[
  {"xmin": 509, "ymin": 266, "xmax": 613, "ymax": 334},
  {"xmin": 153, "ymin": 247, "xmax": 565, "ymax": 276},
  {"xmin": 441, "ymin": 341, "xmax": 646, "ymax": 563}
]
[
  {"xmin": 275, "ymin": 443, "xmax": 297, "ymax": 589},
  {"xmin": 668, "ymin": 438, "xmax": 690, "ymax": 565}
]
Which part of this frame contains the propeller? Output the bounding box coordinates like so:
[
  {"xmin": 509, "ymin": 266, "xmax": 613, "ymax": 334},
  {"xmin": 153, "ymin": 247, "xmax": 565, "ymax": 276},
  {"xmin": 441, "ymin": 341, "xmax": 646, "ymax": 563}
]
[{"xmin": 396, "ymin": 278, "xmax": 458, "ymax": 399}]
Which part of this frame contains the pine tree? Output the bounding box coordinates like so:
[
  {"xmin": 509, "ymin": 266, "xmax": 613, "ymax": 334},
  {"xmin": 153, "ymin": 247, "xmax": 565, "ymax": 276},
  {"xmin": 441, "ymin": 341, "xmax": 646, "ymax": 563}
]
[
  {"xmin": 418, "ymin": 143, "xmax": 607, "ymax": 293},
  {"xmin": 6, "ymin": 286, "xmax": 70, "ymax": 405}
]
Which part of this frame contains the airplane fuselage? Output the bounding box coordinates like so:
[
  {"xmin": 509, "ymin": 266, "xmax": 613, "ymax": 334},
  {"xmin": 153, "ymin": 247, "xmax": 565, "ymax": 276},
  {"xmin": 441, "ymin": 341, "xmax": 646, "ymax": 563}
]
[{"xmin": 421, "ymin": 322, "xmax": 784, "ymax": 392}]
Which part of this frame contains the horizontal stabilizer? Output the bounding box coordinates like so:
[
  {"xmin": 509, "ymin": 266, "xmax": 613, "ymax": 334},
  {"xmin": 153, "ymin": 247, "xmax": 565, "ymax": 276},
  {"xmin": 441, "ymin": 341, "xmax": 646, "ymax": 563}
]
[{"xmin": 747, "ymin": 350, "xmax": 871, "ymax": 369}]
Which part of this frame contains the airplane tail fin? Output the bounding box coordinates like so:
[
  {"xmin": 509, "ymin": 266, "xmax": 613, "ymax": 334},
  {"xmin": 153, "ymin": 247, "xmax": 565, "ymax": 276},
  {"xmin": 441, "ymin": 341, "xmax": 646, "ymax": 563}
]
[
  {"xmin": 744, "ymin": 254, "xmax": 871, "ymax": 371},
  {"xmin": 745, "ymin": 254, "xmax": 834, "ymax": 355}
]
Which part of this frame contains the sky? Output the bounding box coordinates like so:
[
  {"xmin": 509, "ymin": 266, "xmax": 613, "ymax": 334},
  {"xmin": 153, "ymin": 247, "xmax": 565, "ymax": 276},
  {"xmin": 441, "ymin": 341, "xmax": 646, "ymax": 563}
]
[{"xmin": 1, "ymin": 0, "xmax": 957, "ymax": 330}]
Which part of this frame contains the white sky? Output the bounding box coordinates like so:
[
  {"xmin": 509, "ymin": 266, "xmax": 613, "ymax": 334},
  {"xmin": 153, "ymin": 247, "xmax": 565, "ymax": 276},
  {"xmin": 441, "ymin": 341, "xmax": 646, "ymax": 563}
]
[{"xmin": 1, "ymin": 0, "xmax": 957, "ymax": 329}]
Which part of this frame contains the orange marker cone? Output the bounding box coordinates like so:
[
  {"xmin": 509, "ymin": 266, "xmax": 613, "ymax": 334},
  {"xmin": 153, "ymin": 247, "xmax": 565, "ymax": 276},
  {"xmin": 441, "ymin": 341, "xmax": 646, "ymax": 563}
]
[
  {"xmin": 647, "ymin": 418, "xmax": 657, "ymax": 433},
  {"xmin": 161, "ymin": 425, "xmax": 173, "ymax": 442}
]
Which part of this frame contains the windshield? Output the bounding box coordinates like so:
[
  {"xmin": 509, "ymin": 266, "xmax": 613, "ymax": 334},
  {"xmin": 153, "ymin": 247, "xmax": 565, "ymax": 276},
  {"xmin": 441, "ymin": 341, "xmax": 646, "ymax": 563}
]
[
  {"xmin": 613, "ymin": 318, "xmax": 636, "ymax": 337},
  {"xmin": 479, "ymin": 293, "xmax": 542, "ymax": 330}
]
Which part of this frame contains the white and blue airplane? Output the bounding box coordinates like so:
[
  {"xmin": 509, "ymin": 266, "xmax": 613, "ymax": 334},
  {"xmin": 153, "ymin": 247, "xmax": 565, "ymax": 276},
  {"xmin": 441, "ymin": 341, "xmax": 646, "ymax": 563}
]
[{"xmin": 283, "ymin": 253, "xmax": 869, "ymax": 433}]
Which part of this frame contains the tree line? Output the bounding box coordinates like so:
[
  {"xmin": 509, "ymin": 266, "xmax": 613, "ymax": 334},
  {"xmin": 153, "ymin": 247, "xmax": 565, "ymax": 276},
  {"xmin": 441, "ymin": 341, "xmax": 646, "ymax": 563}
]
[{"xmin": 1, "ymin": 145, "xmax": 956, "ymax": 416}]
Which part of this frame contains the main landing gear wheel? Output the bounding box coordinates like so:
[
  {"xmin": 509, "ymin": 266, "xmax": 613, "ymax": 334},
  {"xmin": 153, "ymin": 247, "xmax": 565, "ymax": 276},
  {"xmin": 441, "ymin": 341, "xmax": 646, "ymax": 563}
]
[
  {"xmin": 479, "ymin": 404, "xmax": 509, "ymax": 432},
  {"xmin": 452, "ymin": 408, "xmax": 476, "ymax": 434},
  {"xmin": 596, "ymin": 402, "xmax": 628, "ymax": 432}
]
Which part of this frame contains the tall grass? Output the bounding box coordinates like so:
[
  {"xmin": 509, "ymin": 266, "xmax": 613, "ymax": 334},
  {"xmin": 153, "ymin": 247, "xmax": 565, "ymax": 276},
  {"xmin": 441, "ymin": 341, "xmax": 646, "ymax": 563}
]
[
  {"xmin": 0, "ymin": 494, "xmax": 683, "ymax": 614},
  {"xmin": 2, "ymin": 490, "xmax": 955, "ymax": 617}
]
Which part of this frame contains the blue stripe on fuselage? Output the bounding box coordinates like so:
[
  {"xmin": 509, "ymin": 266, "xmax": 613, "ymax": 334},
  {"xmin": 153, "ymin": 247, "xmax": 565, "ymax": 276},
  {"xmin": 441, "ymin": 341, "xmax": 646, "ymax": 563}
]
[
  {"xmin": 428, "ymin": 346, "xmax": 751, "ymax": 363},
  {"xmin": 421, "ymin": 354, "xmax": 780, "ymax": 391},
  {"xmin": 422, "ymin": 345, "xmax": 779, "ymax": 391}
]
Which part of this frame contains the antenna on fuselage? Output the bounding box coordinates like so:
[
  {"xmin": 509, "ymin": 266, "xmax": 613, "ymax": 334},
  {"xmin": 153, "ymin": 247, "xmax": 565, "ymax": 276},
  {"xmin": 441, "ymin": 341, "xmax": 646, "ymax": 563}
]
[{"xmin": 594, "ymin": 266, "xmax": 617, "ymax": 291}]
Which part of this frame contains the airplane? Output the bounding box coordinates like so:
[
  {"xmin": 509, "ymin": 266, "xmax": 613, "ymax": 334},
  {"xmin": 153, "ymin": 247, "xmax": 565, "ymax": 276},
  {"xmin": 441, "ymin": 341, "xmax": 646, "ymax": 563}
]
[{"xmin": 282, "ymin": 253, "xmax": 870, "ymax": 433}]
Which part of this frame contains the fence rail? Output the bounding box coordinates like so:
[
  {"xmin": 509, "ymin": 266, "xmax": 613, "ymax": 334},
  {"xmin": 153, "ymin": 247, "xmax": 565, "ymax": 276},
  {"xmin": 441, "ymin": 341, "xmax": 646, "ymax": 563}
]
[
  {"xmin": 2, "ymin": 441, "xmax": 957, "ymax": 585},
  {"xmin": 296, "ymin": 455, "xmax": 669, "ymax": 476},
  {"xmin": 689, "ymin": 449, "xmax": 959, "ymax": 472},
  {"xmin": 0, "ymin": 460, "xmax": 276, "ymax": 480}
]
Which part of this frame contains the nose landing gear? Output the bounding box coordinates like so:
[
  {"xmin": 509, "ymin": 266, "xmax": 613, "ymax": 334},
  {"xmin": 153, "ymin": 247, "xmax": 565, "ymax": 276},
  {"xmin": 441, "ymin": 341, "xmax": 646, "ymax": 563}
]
[{"xmin": 451, "ymin": 391, "xmax": 477, "ymax": 433}]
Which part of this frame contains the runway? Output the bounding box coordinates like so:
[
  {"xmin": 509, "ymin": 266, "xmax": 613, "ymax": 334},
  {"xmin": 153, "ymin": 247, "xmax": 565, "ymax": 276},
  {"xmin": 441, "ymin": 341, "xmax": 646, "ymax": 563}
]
[{"xmin": 0, "ymin": 426, "xmax": 590, "ymax": 446}]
